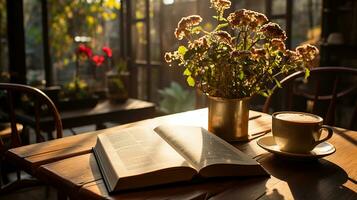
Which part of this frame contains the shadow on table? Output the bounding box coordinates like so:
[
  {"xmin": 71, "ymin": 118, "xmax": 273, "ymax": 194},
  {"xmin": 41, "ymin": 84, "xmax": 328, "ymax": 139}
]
[{"xmin": 260, "ymin": 154, "xmax": 355, "ymax": 200}]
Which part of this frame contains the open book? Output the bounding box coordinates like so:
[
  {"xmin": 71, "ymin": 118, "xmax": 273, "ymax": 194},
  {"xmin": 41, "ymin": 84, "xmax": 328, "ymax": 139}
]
[{"xmin": 93, "ymin": 125, "xmax": 268, "ymax": 192}]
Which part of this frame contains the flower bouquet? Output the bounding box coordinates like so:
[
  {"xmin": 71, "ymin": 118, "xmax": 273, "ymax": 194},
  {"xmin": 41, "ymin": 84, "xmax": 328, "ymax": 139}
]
[
  {"xmin": 165, "ymin": 0, "xmax": 319, "ymax": 99},
  {"xmin": 165, "ymin": 0, "xmax": 319, "ymax": 141}
]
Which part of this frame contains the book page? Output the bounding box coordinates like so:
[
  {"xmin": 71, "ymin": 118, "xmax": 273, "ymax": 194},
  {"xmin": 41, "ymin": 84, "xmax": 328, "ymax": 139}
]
[
  {"xmin": 98, "ymin": 126, "xmax": 195, "ymax": 178},
  {"xmin": 154, "ymin": 125, "xmax": 259, "ymax": 171}
]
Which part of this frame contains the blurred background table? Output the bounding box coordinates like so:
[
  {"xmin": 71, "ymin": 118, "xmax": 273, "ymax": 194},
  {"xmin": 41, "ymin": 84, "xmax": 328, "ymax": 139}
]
[{"xmin": 15, "ymin": 98, "xmax": 156, "ymax": 134}]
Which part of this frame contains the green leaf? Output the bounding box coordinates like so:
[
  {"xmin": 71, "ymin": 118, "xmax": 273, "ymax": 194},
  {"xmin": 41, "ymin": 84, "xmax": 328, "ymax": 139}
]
[
  {"xmin": 183, "ymin": 68, "xmax": 191, "ymax": 76},
  {"xmin": 214, "ymin": 23, "xmax": 228, "ymax": 31},
  {"xmin": 239, "ymin": 71, "xmax": 244, "ymax": 80},
  {"xmin": 259, "ymin": 91, "xmax": 269, "ymax": 97},
  {"xmin": 191, "ymin": 26, "xmax": 202, "ymax": 34},
  {"xmin": 178, "ymin": 46, "xmax": 187, "ymax": 56},
  {"xmin": 220, "ymin": 18, "xmax": 228, "ymax": 22},
  {"xmin": 304, "ymin": 68, "xmax": 310, "ymax": 79},
  {"xmin": 186, "ymin": 76, "xmax": 195, "ymax": 87}
]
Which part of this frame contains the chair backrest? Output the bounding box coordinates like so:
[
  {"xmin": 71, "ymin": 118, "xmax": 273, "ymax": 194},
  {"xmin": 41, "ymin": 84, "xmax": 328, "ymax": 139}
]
[
  {"xmin": 0, "ymin": 83, "xmax": 63, "ymax": 151},
  {"xmin": 263, "ymin": 67, "xmax": 357, "ymax": 130}
]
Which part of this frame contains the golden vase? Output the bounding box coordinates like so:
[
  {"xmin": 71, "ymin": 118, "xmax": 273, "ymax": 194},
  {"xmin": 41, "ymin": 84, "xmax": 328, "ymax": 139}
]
[{"xmin": 208, "ymin": 96, "xmax": 250, "ymax": 141}]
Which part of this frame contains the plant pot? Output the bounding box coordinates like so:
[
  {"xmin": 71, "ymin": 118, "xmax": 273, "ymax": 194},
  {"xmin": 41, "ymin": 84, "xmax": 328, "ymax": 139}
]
[
  {"xmin": 107, "ymin": 72, "xmax": 129, "ymax": 103},
  {"xmin": 208, "ymin": 96, "xmax": 250, "ymax": 142}
]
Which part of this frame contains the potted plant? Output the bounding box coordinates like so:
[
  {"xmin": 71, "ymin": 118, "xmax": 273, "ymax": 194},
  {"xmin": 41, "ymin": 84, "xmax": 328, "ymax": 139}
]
[
  {"xmin": 165, "ymin": 0, "xmax": 319, "ymax": 141},
  {"xmin": 106, "ymin": 58, "xmax": 130, "ymax": 103},
  {"xmin": 60, "ymin": 44, "xmax": 113, "ymax": 109}
]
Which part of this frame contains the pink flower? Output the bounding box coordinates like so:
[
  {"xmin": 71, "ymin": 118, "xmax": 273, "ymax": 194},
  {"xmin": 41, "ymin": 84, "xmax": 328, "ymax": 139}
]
[
  {"xmin": 102, "ymin": 46, "xmax": 112, "ymax": 58},
  {"xmin": 92, "ymin": 55, "xmax": 105, "ymax": 67},
  {"xmin": 77, "ymin": 44, "xmax": 92, "ymax": 57}
]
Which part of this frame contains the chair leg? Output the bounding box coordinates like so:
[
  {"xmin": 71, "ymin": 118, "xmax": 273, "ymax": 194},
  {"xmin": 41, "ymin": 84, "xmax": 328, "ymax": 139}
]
[
  {"xmin": 20, "ymin": 126, "xmax": 30, "ymax": 145},
  {"xmin": 0, "ymin": 161, "xmax": 10, "ymax": 186}
]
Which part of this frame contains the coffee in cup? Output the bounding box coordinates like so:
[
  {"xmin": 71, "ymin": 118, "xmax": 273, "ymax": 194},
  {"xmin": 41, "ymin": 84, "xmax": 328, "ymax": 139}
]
[{"xmin": 272, "ymin": 111, "xmax": 333, "ymax": 153}]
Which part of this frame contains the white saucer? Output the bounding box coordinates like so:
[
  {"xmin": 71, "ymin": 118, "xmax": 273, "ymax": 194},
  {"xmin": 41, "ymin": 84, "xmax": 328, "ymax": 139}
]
[{"xmin": 257, "ymin": 136, "xmax": 336, "ymax": 160}]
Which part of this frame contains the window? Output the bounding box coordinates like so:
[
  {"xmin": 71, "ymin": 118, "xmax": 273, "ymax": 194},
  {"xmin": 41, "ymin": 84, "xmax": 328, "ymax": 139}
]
[
  {"xmin": 0, "ymin": 0, "xmax": 9, "ymax": 82},
  {"xmin": 24, "ymin": 0, "xmax": 45, "ymax": 86},
  {"xmin": 47, "ymin": 0, "xmax": 121, "ymax": 89}
]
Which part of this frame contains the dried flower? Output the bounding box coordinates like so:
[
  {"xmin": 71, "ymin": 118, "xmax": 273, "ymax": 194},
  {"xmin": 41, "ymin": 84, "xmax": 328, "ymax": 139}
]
[
  {"xmin": 211, "ymin": 0, "xmax": 231, "ymax": 12},
  {"xmin": 231, "ymin": 50, "xmax": 251, "ymax": 59},
  {"xmin": 296, "ymin": 44, "xmax": 319, "ymax": 62},
  {"xmin": 294, "ymin": 44, "xmax": 319, "ymax": 68},
  {"xmin": 188, "ymin": 36, "xmax": 209, "ymax": 49},
  {"xmin": 213, "ymin": 31, "xmax": 232, "ymax": 45},
  {"xmin": 174, "ymin": 15, "xmax": 203, "ymax": 40},
  {"xmin": 271, "ymin": 39, "xmax": 286, "ymax": 51},
  {"xmin": 254, "ymin": 12, "xmax": 268, "ymax": 25},
  {"xmin": 228, "ymin": 9, "xmax": 251, "ymax": 27},
  {"xmin": 260, "ymin": 22, "xmax": 287, "ymax": 40},
  {"xmin": 165, "ymin": 7, "xmax": 319, "ymax": 99},
  {"xmin": 227, "ymin": 9, "xmax": 268, "ymax": 29},
  {"xmin": 251, "ymin": 47, "xmax": 267, "ymax": 60},
  {"xmin": 164, "ymin": 52, "xmax": 175, "ymax": 63}
]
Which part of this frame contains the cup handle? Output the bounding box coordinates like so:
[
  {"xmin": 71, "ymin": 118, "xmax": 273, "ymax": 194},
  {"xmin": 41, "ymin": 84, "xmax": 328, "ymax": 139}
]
[{"xmin": 315, "ymin": 125, "xmax": 334, "ymax": 145}]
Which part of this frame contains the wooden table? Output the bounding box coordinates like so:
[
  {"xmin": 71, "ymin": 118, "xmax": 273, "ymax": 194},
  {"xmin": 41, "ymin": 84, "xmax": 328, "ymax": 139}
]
[
  {"xmin": 16, "ymin": 98, "xmax": 156, "ymax": 133},
  {"xmin": 6, "ymin": 109, "xmax": 357, "ymax": 200}
]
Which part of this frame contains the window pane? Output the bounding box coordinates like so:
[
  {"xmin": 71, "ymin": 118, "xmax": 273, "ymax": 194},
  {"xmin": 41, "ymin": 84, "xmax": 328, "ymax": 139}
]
[
  {"xmin": 132, "ymin": 22, "xmax": 147, "ymax": 62},
  {"xmin": 48, "ymin": 0, "xmax": 121, "ymax": 89},
  {"xmin": 272, "ymin": 0, "xmax": 286, "ymax": 15},
  {"xmin": 272, "ymin": 18, "xmax": 286, "ymax": 31},
  {"xmin": 0, "ymin": 0, "xmax": 9, "ymax": 82},
  {"xmin": 150, "ymin": 0, "xmax": 160, "ymax": 62},
  {"xmin": 292, "ymin": 0, "xmax": 322, "ymax": 48},
  {"xmin": 160, "ymin": 0, "xmax": 198, "ymax": 88},
  {"xmin": 234, "ymin": 0, "xmax": 265, "ymax": 13},
  {"xmin": 132, "ymin": 0, "xmax": 146, "ymax": 20},
  {"xmin": 24, "ymin": 0, "xmax": 45, "ymax": 86},
  {"xmin": 137, "ymin": 66, "xmax": 148, "ymax": 99}
]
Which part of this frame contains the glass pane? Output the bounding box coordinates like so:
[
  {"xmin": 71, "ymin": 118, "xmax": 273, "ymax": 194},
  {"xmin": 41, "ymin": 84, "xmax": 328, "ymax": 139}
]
[
  {"xmin": 161, "ymin": 0, "xmax": 197, "ymax": 54},
  {"xmin": 132, "ymin": 22, "xmax": 147, "ymax": 62},
  {"xmin": 160, "ymin": 0, "xmax": 197, "ymax": 91},
  {"xmin": 24, "ymin": 0, "xmax": 45, "ymax": 86},
  {"xmin": 0, "ymin": 0, "xmax": 9, "ymax": 82},
  {"xmin": 132, "ymin": 0, "xmax": 146, "ymax": 20},
  {"xmin": 234, "ymin": 0, "xmax": 265, "ymax": 13},
  {"xmin": 137, "ymin": 66, "xmax": 147, "ymax": 99},
  {"xmin": 48, "ymin": 0, "xmax": 121, "ymax": 90},
  {"xmin": 292, "ymin": 0, "xmax": 322, "ymax": 48},
  {"xmin": 272, "ymin": 18, "xmax": 286, "ymax": 31},
  {"xmin": 150, "ymin": 0, "xmax": 160, "ymax": 62},
  {"xmin": 272, "ymin": 0, "xmax": 286, "ymax": 15}
]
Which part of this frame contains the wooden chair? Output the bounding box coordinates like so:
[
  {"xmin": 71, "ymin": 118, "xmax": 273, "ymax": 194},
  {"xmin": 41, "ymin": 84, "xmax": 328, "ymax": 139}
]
[
  {"xmin": 263, "ymin": 67, "xmax": 357, "ymax": 130},
  {"xmin": 0, "ymin": 83, "xmax": 63, "ymax": 193}
]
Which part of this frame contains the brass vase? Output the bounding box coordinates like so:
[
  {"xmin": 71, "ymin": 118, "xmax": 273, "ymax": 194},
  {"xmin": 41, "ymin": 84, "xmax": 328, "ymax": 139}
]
[{"xmin": 208, "ymin": 96, "xmax": 250, "ymax": 142}]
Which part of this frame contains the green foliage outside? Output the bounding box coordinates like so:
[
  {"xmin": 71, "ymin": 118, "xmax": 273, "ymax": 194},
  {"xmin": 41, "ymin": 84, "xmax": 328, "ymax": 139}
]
[
  {"xmin": 48, "ymin": 0, "xmax": 120, "ymax": 73},
  {"xmin": 158, "ymin": 82, "xmax": 195, "ymax": 114}
]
